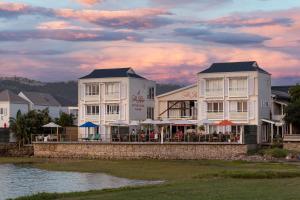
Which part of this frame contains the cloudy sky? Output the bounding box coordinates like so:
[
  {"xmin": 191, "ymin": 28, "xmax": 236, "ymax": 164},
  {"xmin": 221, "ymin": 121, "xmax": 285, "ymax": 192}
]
[{"xmin": 0, "ymin": 0, "xmax": 300, "ymax": 85}]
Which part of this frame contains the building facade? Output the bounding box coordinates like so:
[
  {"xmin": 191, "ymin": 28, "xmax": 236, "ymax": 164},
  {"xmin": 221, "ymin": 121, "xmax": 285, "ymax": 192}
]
[
  {"xmin": 78, "ymin": 68, "xmax": 156, "ymax": 141},
  {"xmin": 198, "ymin": 61, "xmax": 272, "ymax": 144}
]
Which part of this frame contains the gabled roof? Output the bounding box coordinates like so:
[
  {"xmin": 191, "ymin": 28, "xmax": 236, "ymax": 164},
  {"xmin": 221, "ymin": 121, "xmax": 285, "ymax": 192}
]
[
  {"xmin": 80, "ymin": 67, "xmax": 146, "ymax": 80},
  {"xmin": 20, "ymin": 91, "xmax": 61, "ymax": 106},
  {"xmin": 0, "ymin": 90, "xmax": 28, "ymax": 104},
  {"xmin": 199, "ymin": 61, "xmax": 270, "ymax": 75},
  {"xmin": 156, "ymin": 84, "xmax": 197, "ymax": 98}
]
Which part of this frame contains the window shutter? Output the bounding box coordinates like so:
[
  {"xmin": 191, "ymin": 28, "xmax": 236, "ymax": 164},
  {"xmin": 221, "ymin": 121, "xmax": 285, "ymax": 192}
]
[
  {"xmin": 121, "ymin": 84, "xmax": 127, "ymax": 99},
  {"xmin": 248, "ymin": 77, "xmax": 254, "ymax": 96},
  {"xmin": 249, "ymin": 101, "xmax": 255, "ymax": 120},
  {"xmin": 199, "ymin": 79, "xmax": 205, "ymax": 97}
]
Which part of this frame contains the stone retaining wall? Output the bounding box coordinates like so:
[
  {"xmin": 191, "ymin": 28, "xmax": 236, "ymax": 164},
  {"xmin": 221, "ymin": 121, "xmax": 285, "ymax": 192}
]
[
  {"xmin": 284, "ymin": 142, "xmax": 300, "ymax": 152},
  {"xmin": 0, "ymin": 143, "xmax": 34, "ymax": 157},
  {"xmin": 33, "ymin": 142, "xmax": 250, "ymax": 160}
]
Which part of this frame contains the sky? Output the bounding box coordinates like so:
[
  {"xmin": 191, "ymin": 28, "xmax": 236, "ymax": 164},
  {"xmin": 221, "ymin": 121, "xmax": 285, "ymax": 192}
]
[{"xmin": 0, "ymin": 0, "xmax": 300, "ymax": 85}]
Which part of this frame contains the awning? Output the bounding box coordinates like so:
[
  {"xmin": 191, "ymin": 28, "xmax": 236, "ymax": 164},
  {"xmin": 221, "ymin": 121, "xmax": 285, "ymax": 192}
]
[
  {"xmin": 199, "ymin": 119, "xmax": 214, "ymax": 125},
  {"xmin": 261, "ymin": 119, "xmax": 284, "ymax": 126},
  {"xmin": 110, "ymin": 120, "xmax": 129, "ymax": 126},
  {"xmin": 172, "ymin": 120, "xmax": 197, "ymax": 126},
  {"xmin": 140, "ymin": 119, "xmax": 154, "ymax": 125}
]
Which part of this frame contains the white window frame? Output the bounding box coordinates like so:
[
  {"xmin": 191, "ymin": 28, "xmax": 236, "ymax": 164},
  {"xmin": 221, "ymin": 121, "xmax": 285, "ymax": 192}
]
[
  {"xmin": 207, "ymin": 102, "xmax": 223, "ymax": 113},
  {"xmin": 206, "ymin": 79, "xmax": 223, "ymax": 93},
  {"xmin": 147, "ymin": 107, "xmax": 154, "ymax": 119},
  {"xmin": 147, "ymin": 87, "xmax": 155, "ymax": 100},
  {"xmin": 85, "ymin": 83, "xmax": 99, "ymax": 96},
  {"xmin": 106, "ymin": 83, "xmax": 120, "ymax": 96},
  {"xmin": 106, "ymin": 104, "xmax": 120, "ymax": 115},
  {"xmin": 230, "ymin": 101, "xmax": 247, "ymax": 112},
  {"xmin": 86, "ymin": 105, "xmax": 99, "ymax": 115}
]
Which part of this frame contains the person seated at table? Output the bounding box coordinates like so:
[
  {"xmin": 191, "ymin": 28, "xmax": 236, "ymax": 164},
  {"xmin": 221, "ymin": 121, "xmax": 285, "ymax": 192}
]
[
  {"xmin": 140, "ymin": 130, "xmax": 146, "ymax": 142},
  {"xmin": 149, "ymin": 130, "xmax": 154, "ymax": 141}
]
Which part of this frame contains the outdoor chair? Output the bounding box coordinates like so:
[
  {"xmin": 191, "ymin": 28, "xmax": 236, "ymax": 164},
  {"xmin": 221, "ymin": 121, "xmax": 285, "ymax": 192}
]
[{"xmin": 93, "ymin": 133, "xmax": 101, "ymax": 141}]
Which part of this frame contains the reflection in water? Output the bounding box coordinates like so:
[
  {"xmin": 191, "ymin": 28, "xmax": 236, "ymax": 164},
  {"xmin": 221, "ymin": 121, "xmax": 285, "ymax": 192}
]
[{"xmin": 0, "ymin": 164, "xmax": 160, "ymax": 200}]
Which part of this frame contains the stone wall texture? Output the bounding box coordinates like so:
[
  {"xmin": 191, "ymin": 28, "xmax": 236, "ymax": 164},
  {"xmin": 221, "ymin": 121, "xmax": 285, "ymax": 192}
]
[
  {"xmin": 284, "ymin": 142, "xmax": 300, "ymax": 152},
  {"xmin": 0, "ymin": 143, "xmax": 34, "ymax": 157},
  {"xmin": 33, "ymin": 142, "xmax": 249, "ymax": 160}
]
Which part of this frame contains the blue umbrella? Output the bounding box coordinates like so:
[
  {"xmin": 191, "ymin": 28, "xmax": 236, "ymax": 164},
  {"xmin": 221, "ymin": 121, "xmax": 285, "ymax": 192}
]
[
  {"xmin": 80, "ymin": 122, "xmax": 98, "ymax": 128},
  {"xmin": 80, "ymin": 122, "xmax": 99, "ymax": 140}
]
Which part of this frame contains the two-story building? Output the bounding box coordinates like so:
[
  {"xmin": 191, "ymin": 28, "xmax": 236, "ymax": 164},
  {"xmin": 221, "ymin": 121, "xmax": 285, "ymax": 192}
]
[
  {"xmin": 198, "ymin": 61, "xmax": 272, "ymax": 144},
  {"xmin": 78, "ymin": 68, "xmax": 156, "ymax": 141}
]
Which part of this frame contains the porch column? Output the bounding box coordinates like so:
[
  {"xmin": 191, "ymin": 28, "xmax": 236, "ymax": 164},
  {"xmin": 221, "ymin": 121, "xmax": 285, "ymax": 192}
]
[
  {"xmin": 290, "ymin": 123, "xmax": 293, "ymax": 135},
  {"xmin": 271, "ymin": 124, "xmax": 274, "ymax": 143}
]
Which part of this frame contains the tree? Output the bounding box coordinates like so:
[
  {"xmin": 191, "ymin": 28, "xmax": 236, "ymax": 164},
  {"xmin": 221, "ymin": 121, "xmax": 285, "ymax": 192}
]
[
  {"xmin": 9, "ymin": 110, "xmax": 28, "ymax": 148},
  {"xmin": 55, "ymin": 112, "xmax": 74, "ymax": 127},
  {"xmin": 284, "ymin": 85, "xmax": 300, "ymax": 132}
]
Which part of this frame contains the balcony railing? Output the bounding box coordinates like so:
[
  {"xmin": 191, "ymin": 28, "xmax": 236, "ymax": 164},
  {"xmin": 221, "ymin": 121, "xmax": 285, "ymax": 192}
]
[
  {"xmin": 205, "ymin": 90, "xmax": 223, "ymax": 98},
  {"xmin": 207, "ymin": 112, "xmax": 223, "ymax": 119},
  {"xmin": 105, "ymin": 114, "xmax": 120, "ymax": 121},
  {"xmin": 105, "ymin": 92, "xmax": 120, "ymax": 100},
  {"xmin": 229, "ymin": 112, "xmax": 248, "ymax": 120},
  {"xmin": 229, "ymin": 88, "xmax": 247, "ymax": 97}
]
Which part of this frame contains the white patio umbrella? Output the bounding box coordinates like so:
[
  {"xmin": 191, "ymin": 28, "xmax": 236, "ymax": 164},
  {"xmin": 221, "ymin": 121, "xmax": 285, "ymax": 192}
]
[
  {"xmin": 42, "ymin": 122, "xmax": 61, "ymax": 141},
  {"xmin": 110, "ymin": 120, "xmax": 129, "ymax": 140}
]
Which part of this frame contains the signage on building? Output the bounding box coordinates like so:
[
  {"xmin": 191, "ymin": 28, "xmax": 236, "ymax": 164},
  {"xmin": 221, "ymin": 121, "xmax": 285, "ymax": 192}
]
[{"xmin": 132, "ymin": 90, "xmax": 145, "ymax": 111}]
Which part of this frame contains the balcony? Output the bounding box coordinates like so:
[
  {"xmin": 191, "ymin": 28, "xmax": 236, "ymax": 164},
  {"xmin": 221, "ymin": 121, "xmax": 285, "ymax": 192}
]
[
  {"xmin": 84, "ymin": 94, "xmax": 99, "ymax": 102},
  {"xmin": 205, "ymin": 90, "xmax": 223, "ymax": 98},
  {"xmin": 207, "ymin": 112, "xmax": 223, "ymax": 120},
  {"xmin": 105, "ymin": 114, "xmax": 120, "ymax": 121},
  {"xmin": 229, "ymin": 88, "xmax": 247, "ymax": 98},
  {"xmin": 229, "ymin": 112, "xmax": 248, "ymax": 121},
  {"xmin": 105, "ymin": 92, "xmax": 120, "ymax": 100},
  {"xmin": 272, "ymin": 114, "xmax": 284, "ymax": 122}
]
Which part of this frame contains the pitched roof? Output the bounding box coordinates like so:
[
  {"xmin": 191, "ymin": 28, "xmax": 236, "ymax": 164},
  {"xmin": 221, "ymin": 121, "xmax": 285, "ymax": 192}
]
[
  {"xmin": 21, "ymin": 91, "xmax": 61, "ymax": 106},
  {"xmin": 199, "ymin": 61, "xmax": 270, "ymax": 75},
  {"xmin": 271, "ymin": 85, "xmax": 293, "ymax": 93},
  {"xmin": 0, "ymin": 90, "xmax": 29, "ymax": 104},
  {"xmin": 80, "ymin": 67, "xmax": 146, "ymax": 79}
]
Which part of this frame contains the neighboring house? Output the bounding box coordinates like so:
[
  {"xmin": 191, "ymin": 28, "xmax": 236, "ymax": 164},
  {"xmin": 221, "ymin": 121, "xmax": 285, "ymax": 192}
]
[
  {"xmin": 198, "ymin": 61, "xmax": 272, "ymax": 144},
  {"xmin": 18, "ymin": 91, "xmax": 62, "ymax": 119},
  {"xmin": 155, "ymin": 84, "xmax": 198, "ymax": 120},
  {"xmin": 78, "ymin": 67, "xmax": 156, "ymax": 141},
  {"xmin": 0, "ymin": 90, "xmax": 29, "ymax": 128}
]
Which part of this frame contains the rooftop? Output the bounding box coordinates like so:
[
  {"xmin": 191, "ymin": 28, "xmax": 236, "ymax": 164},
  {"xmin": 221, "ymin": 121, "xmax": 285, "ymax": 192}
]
[
  {"xmin": 20, "ymin": 91, "xmax": 61, "ymax": 107},
  {"xmin": 0, "ymin": 90, "xmax": 28, "ymax": 104},
  {"xmin": 199, "ymin": 61, "xmax": 270, "ymax": 75},
  {"xmin": 80, "ymin": 68, "xmax": 146, "ymax": 80}
]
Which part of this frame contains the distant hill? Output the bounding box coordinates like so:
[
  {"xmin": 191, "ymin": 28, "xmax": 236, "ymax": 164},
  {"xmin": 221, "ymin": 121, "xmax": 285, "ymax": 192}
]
[{"xmin": 0, "ymin": 77, "xmax": 184, "ymax": 106}]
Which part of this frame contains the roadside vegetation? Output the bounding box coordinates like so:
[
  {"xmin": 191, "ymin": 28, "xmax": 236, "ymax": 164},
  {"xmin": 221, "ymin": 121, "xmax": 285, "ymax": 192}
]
[{"xmin": 1, "ymin": 157, "xmax": 300, "ymax": 200}]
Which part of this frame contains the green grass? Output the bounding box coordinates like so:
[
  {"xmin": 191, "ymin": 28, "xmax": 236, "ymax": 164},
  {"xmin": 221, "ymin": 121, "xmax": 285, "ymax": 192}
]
[{"xmin": 2, "ymin": 157, "xmax": 300, "ymax": 200}]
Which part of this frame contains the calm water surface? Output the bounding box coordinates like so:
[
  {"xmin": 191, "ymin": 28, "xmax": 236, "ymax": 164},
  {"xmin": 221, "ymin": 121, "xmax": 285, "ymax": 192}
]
[{"xmin": 0, "ymin": 164, "xmax": 160, "ymax": 200}]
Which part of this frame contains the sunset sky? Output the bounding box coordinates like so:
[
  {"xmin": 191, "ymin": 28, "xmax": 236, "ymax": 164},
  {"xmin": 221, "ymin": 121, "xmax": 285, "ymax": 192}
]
[{"xmin": 0, "ymin": 0, "xmax": 300, "ymax": 85}]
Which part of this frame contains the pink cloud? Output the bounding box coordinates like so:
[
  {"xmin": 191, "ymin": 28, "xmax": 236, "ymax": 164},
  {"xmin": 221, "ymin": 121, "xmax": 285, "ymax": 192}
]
[
  {"xmin": 55, "ymin": 8, "xmax": 172, "ymax": 29},
  {"xmin": 75, "ymin": 0, "xmax": 103, "ymax": 5},
  {"xmin": 37, "ymin": 21, "xmax": 82, "ymax": 30}
]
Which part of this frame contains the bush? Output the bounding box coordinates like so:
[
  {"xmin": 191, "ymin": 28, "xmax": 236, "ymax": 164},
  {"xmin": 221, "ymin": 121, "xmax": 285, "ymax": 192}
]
[{"xmin": 262, "ymin": 148, "xmax": 288, "ymax": 158}]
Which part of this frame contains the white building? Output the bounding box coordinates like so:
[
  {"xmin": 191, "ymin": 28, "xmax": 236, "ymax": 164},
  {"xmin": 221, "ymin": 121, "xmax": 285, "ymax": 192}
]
[
  {"xmin": 78, "ymin": 68, "xmax": 156, "ymax": 141},
  {"xmin": 0, "ymin": 90, "xmax": 29, "ymax": 128},
  {"xmin": 198, "ymin": 61, "xmax": 272, "ymax": 144},
  {"xmin": 18, "ymin": 91, "xmax": 62, "ymax": 119}
]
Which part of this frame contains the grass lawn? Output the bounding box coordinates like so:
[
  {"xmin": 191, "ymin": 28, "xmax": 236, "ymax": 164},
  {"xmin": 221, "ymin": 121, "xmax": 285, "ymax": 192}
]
[{"xmin": 1, "ymin": 157, "xmax": 300, "ymax": 200}]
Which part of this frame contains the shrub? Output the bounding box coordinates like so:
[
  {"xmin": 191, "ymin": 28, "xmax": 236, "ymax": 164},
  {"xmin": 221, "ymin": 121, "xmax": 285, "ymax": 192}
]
[{"xmin": 263, "ymin": 148, "xmax": 288, "ymax": 158}]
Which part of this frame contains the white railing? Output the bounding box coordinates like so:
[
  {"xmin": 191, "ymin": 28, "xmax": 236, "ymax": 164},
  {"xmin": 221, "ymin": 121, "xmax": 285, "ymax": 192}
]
[
  {"xmin": 105, "ymin": 92, "xmax": 120, "ymax": 100},
  {"xmin": 105, "ymin": 114, "xmax": 120, "ymax": 121},
  {"xmin": 229, "ymin": 112, "xmax": 248, "ymax": 120},
  {"xmin": 207, "ymin": 112, "xmax": 223, "ymax": 119},
  {"xmin": 272, "ymin": 114, "xmax": 284, "ymax": 121},
  {"xmin": 84, "ymin": 95, "xmax": 100, "ymax": 102},
  {"xmin": 229, "ymin": 88, "xmax": 247, "ymax": 97},
  {"xmin": 205, "ymin": 90, "xmax": 223, "ymax": 98}
]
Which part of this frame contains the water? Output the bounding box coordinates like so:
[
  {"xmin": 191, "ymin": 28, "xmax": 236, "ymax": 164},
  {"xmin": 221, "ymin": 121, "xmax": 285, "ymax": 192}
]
[{"xmin": 0, "ymin": 164, "xmax": 160, "ymax": 200}]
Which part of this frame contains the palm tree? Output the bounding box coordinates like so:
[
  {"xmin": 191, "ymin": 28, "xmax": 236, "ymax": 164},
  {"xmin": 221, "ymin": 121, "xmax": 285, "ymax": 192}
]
[{"xmin": 10, "ymin": 110, "xmax": 28, "ymax": 148}]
